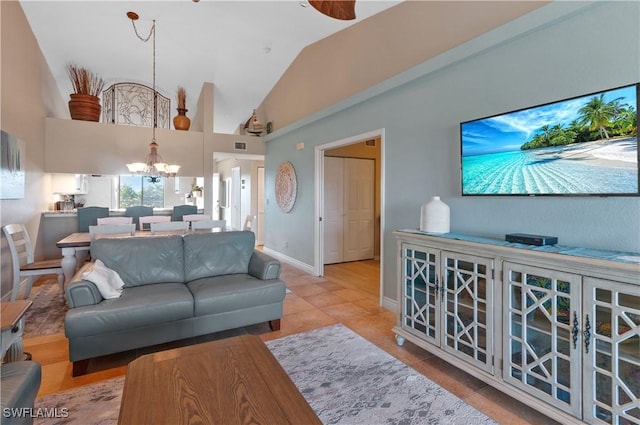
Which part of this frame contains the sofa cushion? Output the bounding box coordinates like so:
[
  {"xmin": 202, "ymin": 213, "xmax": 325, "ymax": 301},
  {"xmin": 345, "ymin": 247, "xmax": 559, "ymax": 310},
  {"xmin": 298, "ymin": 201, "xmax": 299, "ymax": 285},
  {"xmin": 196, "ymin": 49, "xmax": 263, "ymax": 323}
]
[
  {"xmin": 187, "ymin": 274, "xmax": 286, "ymax": 317},
  {"xmin": 64, "ymin": 283, "xmax": 193, "ymax": 338},
  {"xmin": 183, "ymin": 231, "xmax": 255, "ymax": 282},
  {"xmin": 90, "ymin": 235, "xmax": 185, "ymax": 287}
]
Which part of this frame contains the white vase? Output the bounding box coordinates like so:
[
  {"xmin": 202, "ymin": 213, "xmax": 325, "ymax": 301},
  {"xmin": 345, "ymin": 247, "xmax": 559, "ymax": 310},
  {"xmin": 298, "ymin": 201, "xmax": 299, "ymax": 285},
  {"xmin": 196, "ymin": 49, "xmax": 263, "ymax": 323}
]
[{"xmin": 420, "ymin": 196, "xmax": 450, "ymax": 234}]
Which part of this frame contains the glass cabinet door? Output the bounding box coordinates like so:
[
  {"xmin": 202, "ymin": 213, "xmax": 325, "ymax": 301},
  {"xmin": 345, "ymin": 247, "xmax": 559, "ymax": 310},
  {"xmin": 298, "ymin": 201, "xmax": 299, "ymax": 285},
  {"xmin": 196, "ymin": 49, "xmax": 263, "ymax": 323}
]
[
  {"xmin": 441, "ymin": 251, "xmax": 494, "ymax": 373},
  {"xmin": 503, "ymin": 262, "xmax": 582, "ymax": 417},
  {"xmin": 401, "ymin": 244, "xmax": 440, "ymax": 346},
  {"xmin": 582, "ymin": 277, "xmax": 640, "ymax": 425}
]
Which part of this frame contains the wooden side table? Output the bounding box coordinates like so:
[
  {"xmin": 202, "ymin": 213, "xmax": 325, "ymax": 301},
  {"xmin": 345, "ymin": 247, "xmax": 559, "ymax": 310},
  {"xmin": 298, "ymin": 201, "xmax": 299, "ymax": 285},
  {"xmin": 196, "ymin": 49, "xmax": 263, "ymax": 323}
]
[{"xmin": 1, "ymin": 300, "xmax": 32, "ymax": 362}]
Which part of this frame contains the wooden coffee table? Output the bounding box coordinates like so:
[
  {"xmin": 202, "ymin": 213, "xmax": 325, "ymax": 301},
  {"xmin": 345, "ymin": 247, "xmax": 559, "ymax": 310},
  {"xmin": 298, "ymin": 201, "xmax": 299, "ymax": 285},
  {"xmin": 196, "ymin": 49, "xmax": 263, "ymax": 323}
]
[{"xmin": 118, "ymin": 334, "xmax": 321, "ymax": 425}]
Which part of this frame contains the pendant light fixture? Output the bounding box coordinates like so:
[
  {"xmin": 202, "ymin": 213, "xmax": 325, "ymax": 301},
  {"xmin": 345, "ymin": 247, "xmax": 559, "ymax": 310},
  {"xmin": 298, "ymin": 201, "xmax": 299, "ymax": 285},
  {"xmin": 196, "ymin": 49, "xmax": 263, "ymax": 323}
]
[{"xmin": 125, "ymin": 11, "xmax": 180, "ymax": 180}]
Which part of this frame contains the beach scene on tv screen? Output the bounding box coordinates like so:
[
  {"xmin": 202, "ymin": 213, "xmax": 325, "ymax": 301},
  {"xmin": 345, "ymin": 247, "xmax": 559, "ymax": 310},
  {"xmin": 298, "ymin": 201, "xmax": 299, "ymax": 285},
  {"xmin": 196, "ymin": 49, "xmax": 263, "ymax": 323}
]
[{"xmin": 461, "ymin": 85, "xmax": 638, "ymax": 195}]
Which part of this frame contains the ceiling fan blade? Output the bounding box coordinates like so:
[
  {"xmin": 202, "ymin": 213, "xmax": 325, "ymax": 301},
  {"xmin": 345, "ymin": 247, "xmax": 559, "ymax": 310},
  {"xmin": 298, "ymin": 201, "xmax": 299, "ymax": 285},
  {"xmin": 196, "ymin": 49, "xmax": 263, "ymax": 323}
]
[{"xmin": 308, "ymin": 0, "xmax": 356, "ymax": 21}]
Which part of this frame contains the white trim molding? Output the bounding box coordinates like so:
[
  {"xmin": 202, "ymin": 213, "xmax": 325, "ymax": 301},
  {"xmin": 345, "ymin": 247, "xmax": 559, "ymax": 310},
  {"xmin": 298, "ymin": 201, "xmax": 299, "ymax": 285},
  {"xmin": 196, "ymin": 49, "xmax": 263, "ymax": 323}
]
[{"xmin": 262, "ymin": 246, "xmax": 315, "ymax": 275}]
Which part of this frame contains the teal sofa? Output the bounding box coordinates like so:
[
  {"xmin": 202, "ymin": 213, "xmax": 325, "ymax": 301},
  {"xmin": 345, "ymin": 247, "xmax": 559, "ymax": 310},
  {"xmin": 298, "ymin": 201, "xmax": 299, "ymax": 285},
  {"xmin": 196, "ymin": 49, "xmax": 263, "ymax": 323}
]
[{"xmin": 64, "ymin": 231, "xmax": 285, "ymax": 376}]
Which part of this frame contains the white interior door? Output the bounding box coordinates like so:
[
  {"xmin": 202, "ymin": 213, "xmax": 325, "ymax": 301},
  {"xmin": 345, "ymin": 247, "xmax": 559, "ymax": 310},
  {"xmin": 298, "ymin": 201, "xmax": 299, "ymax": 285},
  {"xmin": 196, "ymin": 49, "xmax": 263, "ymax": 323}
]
[
  {"xmin": 223, "ymin": 178, "xmax": 231, "ymax": 221},
  {"xmin": 212, "ymin": 173, "xmax": 220, "ymax": 220},
  {"xmin": 231, "ymin": 166, "xmax": 241, "ymax": 229},
  {"xmin": 324, "ymin": 157, "xmax": 374, "ymax": 264},
  {"xmin": 257, "ymin": 166, "xmax": 265, "ymax": 245},
  {"xmin": 324, "ymin": 157, "xmax": 344, "ymax": 264},
  {"xmin": 344, "ymin": 158, "xmax": 375, "ymax": 261}
]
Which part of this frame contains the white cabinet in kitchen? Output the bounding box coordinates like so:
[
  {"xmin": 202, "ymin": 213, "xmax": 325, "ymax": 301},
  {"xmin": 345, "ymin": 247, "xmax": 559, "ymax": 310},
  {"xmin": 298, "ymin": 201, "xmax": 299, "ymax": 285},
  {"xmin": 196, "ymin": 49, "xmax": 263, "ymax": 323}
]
[{"xmin": 52, "ymin": 174, "xmax": 89, "ymax": 194}]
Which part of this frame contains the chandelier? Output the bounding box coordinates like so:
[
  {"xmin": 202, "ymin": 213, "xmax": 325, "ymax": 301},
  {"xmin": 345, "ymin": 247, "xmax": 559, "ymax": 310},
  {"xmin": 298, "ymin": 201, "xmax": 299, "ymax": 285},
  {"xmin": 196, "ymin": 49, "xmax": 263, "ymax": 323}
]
[{"xmin": 125, "ymin": 11, "xmax": 180, "ymax": 180}]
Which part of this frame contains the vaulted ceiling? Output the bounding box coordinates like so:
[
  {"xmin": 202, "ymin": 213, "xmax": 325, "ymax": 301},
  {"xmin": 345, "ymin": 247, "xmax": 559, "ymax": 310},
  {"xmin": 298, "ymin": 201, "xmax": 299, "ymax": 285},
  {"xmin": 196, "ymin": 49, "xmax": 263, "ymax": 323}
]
[{"xmin": 20, "ymin": 0, "xmax": 402, "ymax": 134}]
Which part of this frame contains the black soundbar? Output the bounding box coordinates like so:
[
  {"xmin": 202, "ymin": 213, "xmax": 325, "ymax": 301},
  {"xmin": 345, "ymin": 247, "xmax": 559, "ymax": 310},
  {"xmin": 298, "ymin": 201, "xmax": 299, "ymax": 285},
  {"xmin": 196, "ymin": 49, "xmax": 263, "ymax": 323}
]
[{"xmin": 505, "ymin": 233, "xmax": 558, "ymax": 246}]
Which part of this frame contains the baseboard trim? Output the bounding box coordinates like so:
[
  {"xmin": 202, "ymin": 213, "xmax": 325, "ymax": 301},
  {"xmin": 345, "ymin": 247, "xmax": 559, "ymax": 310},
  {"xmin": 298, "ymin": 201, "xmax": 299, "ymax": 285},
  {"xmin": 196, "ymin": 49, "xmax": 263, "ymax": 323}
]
[
  {"xmin": 262, "ymin": 247, "xmax": 315, "ymax": 275},
  {"xmin": 381, "ymin": 296, "xmax": 398, "ymax": 313},
  {"xmin": 262, "ymin": 248, "xmax": 397, "ymax": 313}
]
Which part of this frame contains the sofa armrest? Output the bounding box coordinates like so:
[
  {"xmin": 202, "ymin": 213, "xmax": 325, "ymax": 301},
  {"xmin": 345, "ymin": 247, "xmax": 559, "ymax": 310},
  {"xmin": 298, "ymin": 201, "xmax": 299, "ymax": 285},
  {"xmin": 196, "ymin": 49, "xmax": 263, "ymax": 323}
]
[
  {"xmin": 249, "ymin": 250, "xmax": 281, "ymax": 280},
  {"xmin": 1, "ymin": 361, "xmax": 41, "ymax": 421},
  {"xmin": 64, "ymin": 263, "xmax": 104, "ymax": 308}
]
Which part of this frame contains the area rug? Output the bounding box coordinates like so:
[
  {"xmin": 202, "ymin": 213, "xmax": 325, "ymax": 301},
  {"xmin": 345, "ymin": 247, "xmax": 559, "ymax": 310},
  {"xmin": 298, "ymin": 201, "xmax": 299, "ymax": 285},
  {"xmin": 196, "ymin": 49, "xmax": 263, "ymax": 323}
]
[
  {"xmin": 23, "ymin": 278, "xmax": 68, "ymax": 338},
  {"xmin": 34, "ymin": 378, "xmax": 124, "ymax": 425},
  {"xmin": 266, "ymin": 324, "xmax": 497, "ymax": 425},
  {"xmin": 34, "ymin": 324, "xmax": 496, "ymax": 425}
]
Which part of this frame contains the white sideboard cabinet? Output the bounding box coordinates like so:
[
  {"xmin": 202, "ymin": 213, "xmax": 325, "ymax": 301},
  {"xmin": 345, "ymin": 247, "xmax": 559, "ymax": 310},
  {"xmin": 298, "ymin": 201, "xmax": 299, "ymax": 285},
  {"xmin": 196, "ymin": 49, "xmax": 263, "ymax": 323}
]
[
  {"xmin": 393, "ymin": 231, "xmax": 639, "ymax": 425},
  {"xmin": 401, "ymin": 244, "xmax": 495, "ymax": 374}
]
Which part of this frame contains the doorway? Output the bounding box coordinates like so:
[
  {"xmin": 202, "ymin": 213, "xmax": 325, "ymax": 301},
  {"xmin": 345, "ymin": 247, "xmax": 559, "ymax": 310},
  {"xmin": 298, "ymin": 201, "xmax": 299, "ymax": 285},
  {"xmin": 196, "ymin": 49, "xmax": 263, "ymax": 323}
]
[
  {"xmin": 231, "ymin": 167, "xmax": 241, "ymax": 229},
  {"xmin": 212, "ymin": 173, "xmax": 220, "ymax": 220},
  {"xmin": 323, "ymin": 157, "xmax": 375, "ymax": 264},
  {"xmin": 257, "ymin": 166, "xmax": 265, "ymax": 245},
  {"xmin": 314, "ymin": 129, "xmax": 385, "ymax": 302},
  {"xmin": 212, "ymin": 153, "xmax": 265, "ymax": 237}
]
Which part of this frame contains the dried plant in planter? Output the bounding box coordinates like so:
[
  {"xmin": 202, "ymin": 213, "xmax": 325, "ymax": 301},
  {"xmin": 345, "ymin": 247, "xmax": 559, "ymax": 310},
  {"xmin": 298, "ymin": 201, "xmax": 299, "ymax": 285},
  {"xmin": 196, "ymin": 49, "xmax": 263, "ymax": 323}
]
[
  {"xmin": 66, "ymin": 64, "xmax": 104, "ymax": 121},
  {"xmin": 173, "ymin": 86, "xmax": 190, "ymax": 130},
  {"xmin": 66, "ymin": 64, "xmax": 104, "ymax": 96},
  {"xmin": 176, "ymin": 86, "xmax": 187, "ymax": 110}
]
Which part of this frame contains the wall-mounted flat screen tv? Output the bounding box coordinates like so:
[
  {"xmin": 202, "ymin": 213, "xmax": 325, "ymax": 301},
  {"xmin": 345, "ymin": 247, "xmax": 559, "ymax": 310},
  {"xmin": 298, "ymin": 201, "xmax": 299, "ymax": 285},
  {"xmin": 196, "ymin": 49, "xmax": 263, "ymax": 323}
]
[{"xmin": 460, "ymin": 83, "xmax": 639, "ymax": 196}]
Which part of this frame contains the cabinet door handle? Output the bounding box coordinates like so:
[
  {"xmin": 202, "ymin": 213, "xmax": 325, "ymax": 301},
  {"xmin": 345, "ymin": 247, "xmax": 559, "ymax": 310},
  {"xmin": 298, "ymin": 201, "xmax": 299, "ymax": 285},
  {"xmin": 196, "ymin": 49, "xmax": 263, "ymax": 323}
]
[
  {"xmin": 571, "ymin": 311, "xmax": 579, "ymax": 349},
  {"xmin": 584, "ymin": 314, "xmax": 592, "ymax": 354},
  {"xmin": 437, "ymin": 274, "xmax": 444, "ymax": 298},
  {"xmin": 434, "ymin": 274, "xmax": 440, "ymax": 299}
]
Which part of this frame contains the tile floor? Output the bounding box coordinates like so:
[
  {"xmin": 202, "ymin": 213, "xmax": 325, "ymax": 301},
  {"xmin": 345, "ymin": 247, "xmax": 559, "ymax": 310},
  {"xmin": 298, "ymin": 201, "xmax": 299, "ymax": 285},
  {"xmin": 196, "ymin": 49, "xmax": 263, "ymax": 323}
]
[{"xmin": 24, "ymin": 260, "xmax": 562, "ymax": 424}]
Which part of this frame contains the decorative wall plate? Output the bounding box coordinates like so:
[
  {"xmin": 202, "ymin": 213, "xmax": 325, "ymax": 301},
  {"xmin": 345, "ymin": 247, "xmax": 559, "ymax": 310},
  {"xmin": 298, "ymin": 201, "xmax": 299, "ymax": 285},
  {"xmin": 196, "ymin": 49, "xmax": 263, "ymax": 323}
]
[{"xmin": 275, "ymin": 162, "xmax": 297, "ymax": 213}]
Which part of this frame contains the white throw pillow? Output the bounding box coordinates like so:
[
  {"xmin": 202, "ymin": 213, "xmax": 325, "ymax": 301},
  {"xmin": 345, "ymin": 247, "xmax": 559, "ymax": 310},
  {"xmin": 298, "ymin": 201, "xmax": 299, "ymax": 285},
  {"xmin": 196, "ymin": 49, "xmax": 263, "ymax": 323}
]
[{"xmin": 82, "ymin": 259, "xmax": 125, "ymax": 299}]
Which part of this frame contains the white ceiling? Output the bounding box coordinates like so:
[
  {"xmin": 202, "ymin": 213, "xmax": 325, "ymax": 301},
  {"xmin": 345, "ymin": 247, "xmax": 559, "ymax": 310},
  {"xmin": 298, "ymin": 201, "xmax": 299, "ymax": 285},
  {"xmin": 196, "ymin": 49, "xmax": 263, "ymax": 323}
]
[{"xmin": 20, "ymin": 0, "xmax": 402, "ymax": 134}]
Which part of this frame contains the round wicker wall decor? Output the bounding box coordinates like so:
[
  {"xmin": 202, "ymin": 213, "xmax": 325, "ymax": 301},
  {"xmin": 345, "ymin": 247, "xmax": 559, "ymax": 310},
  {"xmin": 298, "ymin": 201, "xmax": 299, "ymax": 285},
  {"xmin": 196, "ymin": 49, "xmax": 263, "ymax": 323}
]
[{"xmin": 275, "ymin": 161, "xmax": 297, "ymax": 213}]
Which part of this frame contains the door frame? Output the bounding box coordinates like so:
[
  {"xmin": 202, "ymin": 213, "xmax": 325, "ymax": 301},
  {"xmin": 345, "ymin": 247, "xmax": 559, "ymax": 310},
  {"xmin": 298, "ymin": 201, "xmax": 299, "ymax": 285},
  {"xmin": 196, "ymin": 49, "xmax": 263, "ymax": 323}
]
[
  {"xmin": 256, "ymin": 166, "xmax": 265, "ymax": 245},
  {"xmin": 212, "ymin": 172, "xmax": 220, "ymax": 220},
  {"xmin": 314, "ymin": 128, "xmax": 385, "ymax": 301}
]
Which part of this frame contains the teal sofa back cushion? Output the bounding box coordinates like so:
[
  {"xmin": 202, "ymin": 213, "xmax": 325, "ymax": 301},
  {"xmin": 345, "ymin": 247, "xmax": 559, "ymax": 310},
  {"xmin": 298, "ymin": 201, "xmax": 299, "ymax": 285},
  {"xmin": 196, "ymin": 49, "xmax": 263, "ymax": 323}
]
[
  {"xmin": 183, "ymin": 231, "xmax": 255, "ymax": 282},
  {"xmin": 91, "ymin": 235, "xmax": 185, "ymax": 287}
]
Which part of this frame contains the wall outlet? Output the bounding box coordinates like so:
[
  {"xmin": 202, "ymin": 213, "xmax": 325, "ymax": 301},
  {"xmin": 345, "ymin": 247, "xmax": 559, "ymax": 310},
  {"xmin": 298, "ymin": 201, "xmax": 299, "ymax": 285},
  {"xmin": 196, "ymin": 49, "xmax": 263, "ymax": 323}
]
[{"xmin": 296, "ymin": 142, "xmax": 304, "ymax": 150}]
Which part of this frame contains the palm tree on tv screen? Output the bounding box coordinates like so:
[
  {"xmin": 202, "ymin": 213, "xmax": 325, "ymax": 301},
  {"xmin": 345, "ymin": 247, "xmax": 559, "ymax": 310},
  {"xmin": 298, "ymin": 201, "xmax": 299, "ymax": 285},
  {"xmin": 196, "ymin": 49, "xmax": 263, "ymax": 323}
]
[
  {"xmin": 614, "ymin": 107, "xmax": 638, "ymax": 135},
  {"xmin": 578, "ymin": 94, "xmax": 624, "ymax": 140}
]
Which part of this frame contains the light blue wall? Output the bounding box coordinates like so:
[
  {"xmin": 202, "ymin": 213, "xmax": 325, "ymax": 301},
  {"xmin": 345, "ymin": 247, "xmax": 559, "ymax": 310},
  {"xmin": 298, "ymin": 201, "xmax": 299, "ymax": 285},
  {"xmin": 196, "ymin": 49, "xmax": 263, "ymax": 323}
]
[{"xmin": 264, "ymin": 1, "xmax": 640, "ymax": 301}]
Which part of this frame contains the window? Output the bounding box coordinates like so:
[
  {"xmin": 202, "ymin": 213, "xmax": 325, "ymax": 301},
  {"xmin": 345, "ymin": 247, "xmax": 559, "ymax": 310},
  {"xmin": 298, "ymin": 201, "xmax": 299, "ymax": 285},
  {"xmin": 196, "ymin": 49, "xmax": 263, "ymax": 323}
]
[{"xmin": 119, "ymin": 176, "xmax": 164, "ymax": 208}]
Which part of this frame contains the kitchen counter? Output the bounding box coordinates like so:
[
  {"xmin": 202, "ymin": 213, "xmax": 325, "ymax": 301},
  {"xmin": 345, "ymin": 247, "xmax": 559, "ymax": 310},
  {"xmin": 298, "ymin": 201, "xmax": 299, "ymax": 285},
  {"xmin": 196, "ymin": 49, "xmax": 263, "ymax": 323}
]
[
  {"xmin": 43, "ymin": 211, "xmax": 78, "ymax": 217},
  {"xmin": 42, "ymin": 208, "xmax": 193, "ymax": 217}
]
